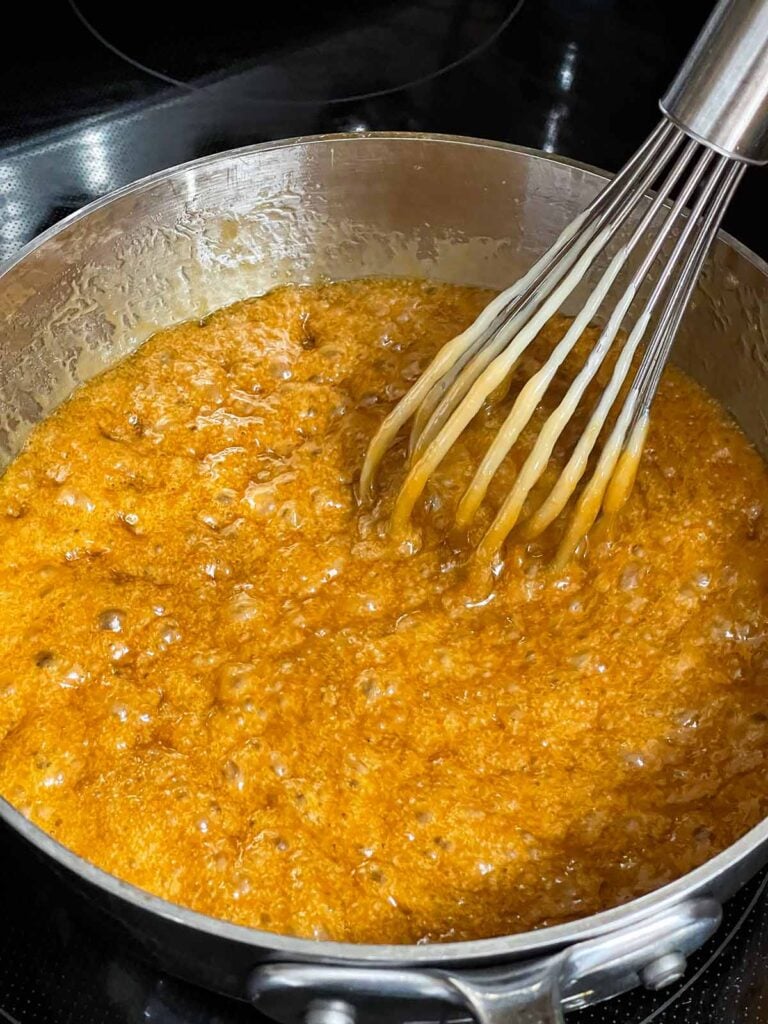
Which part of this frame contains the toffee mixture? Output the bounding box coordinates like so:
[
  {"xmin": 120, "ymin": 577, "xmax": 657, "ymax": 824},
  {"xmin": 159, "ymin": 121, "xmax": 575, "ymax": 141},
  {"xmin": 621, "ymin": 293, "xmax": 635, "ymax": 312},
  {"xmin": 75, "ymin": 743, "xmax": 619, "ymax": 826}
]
[{"xmin": 1, "ymin": 278, "xmax": 767, "ymax": 943}]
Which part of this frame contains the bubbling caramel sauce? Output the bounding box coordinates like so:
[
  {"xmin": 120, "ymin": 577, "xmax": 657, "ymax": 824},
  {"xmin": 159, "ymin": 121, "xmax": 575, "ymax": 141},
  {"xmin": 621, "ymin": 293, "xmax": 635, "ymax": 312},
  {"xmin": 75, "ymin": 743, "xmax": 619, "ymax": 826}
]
[{"xmin": 1, "ymin": 278, "xmax": 768, "ymax": 944}]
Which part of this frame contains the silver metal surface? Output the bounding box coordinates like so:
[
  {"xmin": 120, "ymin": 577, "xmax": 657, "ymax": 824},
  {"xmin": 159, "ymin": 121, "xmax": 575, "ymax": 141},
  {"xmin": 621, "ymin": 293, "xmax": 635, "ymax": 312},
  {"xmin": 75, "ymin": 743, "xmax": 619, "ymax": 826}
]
[
  {"xmin": 661, "ymin": 0, "xmax": 768, "ymax": 164},
  {"xmin": 640, "ymin": 953, "xmax": 688, "ymax": 991},
  {"xmin": 305, "ymin": 1001, "xmax": 358, "ymax": 1024},
  {"xmin": 249, "ymin": 898, "xmax": 720, "ymax": 1023},
  {"xmin": 1, "ymin": 134, "xmax": 768, "ymax": 1018}
]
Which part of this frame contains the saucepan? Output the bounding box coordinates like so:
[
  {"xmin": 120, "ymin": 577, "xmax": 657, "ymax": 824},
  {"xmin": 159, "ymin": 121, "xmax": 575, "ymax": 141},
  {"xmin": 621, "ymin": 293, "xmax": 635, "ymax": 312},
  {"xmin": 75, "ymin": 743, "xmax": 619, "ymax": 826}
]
[{"xmin": 1, "ymin": 133, "xmax": 768, "ymax": 1024}]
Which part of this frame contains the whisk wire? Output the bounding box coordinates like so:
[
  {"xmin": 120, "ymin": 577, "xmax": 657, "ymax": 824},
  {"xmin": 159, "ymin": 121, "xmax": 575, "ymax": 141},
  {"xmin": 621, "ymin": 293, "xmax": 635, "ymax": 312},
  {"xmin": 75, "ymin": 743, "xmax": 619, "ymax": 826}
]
[
  {"xmin": 360, "ymin": 120, "xmax": 678, "ymax": 498},
  {"xmin": 454, "ymin": 137, "xmax": 704, "ymax": 531},
  {"xmin": 547, "ymin": 154, "xmax": 741, "ymax": 567},
  {"xmin": 362, "ymin": 115, "xmax": 748, "ymax": 569},
  {"xmin": 472, "ymin": 140, "xmax": 715, "ymax": 563},
  {"xmin": 628, "ymin": 161, "xmax": 745, "ymax": 430},
  {"xmin": 390, "ymin": 131, "xmax": 702, "ymax": 538},
  {"xmin": 408, "ymin": 124, "xmax": 684, "ymax": 461}
]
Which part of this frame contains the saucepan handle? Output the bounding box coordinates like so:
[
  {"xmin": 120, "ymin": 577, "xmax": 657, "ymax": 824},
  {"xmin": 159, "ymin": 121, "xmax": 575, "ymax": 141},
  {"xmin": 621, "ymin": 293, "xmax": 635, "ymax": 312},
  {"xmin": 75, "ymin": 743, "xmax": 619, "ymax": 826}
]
[
  {"xmin": 248, "ymin": 898, "xmax": 721, "ymax": 1024},
  {"xmin": 249, "ymin": 957, "xmax": 562, "ymax": 1024}
]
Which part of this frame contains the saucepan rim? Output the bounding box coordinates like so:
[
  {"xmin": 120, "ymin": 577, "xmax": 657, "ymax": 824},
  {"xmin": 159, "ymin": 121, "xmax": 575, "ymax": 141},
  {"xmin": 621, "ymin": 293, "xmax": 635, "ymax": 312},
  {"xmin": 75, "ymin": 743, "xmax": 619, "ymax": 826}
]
[{"xmin": 1, "ymin": 131, "xmax": 767, "ymax": 966}]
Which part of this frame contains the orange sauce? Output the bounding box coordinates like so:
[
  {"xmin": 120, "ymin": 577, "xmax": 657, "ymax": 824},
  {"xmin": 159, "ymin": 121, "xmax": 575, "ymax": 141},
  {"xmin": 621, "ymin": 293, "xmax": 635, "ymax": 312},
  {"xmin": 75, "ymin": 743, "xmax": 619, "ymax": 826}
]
[{"xmin": 1, "ymin": 278, "xmax": 767, "ymax": 943}]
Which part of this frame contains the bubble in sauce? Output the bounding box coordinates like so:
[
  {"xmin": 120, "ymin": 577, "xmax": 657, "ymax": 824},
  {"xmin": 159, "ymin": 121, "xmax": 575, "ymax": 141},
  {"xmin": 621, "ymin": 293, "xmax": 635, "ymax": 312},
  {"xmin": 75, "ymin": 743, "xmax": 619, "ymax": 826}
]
[{"xmin": 98, "ymin": 609, "xmax": 125, "ymax": 633}]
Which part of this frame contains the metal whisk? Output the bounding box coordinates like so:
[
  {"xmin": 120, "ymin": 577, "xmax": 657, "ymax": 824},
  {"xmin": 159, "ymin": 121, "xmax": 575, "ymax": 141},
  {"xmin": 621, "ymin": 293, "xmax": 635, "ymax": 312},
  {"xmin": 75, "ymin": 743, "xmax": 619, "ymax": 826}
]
[{"xmin": 361, "ymin": 0, "xmax": 768, "ymax": 571}]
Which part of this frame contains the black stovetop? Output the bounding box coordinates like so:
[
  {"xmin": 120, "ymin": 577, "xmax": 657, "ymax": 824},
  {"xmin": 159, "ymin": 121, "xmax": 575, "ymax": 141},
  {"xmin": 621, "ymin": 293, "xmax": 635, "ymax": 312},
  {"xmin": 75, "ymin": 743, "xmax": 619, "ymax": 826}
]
[
  {"xmin": 2, "ymin": 2, "xmax": 768, "ymax": 1022},
  {"xmin": 2, "ymin": 0, "xmax": 766, "ymax": 264}
]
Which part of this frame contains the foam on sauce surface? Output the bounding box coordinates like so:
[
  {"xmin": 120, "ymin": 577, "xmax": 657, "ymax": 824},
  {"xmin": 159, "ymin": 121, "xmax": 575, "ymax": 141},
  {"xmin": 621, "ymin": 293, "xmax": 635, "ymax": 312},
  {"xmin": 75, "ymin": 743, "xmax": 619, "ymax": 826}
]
[{"xmin": 1, "ymin": 278, "xmax": 767, "ymax": 943}]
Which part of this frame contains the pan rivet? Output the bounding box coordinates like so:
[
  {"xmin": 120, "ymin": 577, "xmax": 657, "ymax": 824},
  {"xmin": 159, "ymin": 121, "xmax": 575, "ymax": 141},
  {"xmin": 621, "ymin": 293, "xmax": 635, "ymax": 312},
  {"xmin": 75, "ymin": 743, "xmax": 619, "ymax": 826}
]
[
  {"xmin": 305, "ymin": 999, "xmax": 356, "ymax": 1024},
  {"xmin": 641, "ymin": 952, "xmax": 687, "ymax": 990}
]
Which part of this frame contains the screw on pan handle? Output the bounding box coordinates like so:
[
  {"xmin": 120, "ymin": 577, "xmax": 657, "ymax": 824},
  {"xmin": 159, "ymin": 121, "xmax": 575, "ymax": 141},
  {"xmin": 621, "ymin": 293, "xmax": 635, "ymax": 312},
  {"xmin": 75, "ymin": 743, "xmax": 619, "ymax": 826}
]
[
  {"xmin": 304, "ymin": 1001, "xmax": 357, "ymax": 1024},
  {"xmin": 248, "ymin": 897, "xmax": 721, "ymax": 1024}
]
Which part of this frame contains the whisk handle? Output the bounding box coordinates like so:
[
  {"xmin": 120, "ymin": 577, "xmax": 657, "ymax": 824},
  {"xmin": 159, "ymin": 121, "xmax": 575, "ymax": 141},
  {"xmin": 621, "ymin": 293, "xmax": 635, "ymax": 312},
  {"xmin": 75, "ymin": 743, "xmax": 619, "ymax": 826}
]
[{"xmin": 661, "ymin": 0, "xmax": 768, "ymax": 165}]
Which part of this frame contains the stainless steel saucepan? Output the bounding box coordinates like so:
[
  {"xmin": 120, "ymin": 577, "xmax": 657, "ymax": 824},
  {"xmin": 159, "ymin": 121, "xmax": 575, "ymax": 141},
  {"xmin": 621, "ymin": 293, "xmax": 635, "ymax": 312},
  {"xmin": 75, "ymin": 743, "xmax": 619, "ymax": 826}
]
[{"xmin": 1, "ymin": 133, "xmax": 768, "ymax": 1024}]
